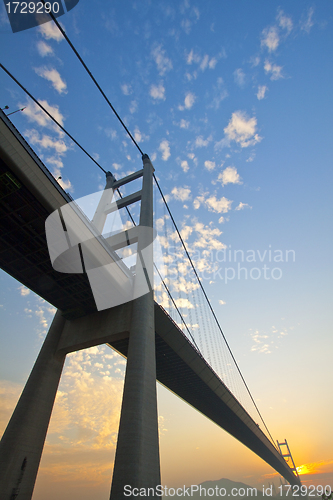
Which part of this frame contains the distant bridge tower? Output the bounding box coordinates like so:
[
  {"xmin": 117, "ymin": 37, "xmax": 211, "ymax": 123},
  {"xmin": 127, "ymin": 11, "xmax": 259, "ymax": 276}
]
[{"xmin": 277, "ymin": 439, "xmax": 299, "ymax": 479}]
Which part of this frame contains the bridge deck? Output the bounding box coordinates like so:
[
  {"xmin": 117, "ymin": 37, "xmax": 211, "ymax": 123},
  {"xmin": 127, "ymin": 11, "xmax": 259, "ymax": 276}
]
[{"xmin": 0, "ymin": 109, "xmax": 300, "ymax": 486}]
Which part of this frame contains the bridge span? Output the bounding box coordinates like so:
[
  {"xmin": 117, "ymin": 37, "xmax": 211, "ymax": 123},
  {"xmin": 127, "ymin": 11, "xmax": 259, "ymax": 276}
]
[{"xmin": 0, "ymin": 109, "xmax": 300, "ymax": 498}]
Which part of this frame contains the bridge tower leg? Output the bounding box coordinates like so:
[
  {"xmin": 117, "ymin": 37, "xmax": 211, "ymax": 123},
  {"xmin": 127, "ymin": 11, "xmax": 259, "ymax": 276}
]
[
  {"xmin": 0, "ymin": 310, "xmax": 66, "ymax": 500},
  {"xmin": 110, "ymin": 155, "xmax": 161, "ymax": 499}
]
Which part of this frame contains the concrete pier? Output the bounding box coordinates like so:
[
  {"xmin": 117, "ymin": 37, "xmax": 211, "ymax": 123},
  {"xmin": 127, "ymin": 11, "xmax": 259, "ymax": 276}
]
[
  {"xmin": 110, "ymin": 155, "xmax": 161, "ymax": 499},
  {"xmin": 0, "ymin": 311, "xmax": 66, "ymax": 500}
]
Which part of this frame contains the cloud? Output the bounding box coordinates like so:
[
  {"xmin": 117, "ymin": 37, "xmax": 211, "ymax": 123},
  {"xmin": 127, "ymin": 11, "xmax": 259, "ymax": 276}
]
[
  {"xmin": 264, "ymin": 60, "xmax": 283, "ymax": 80},
  {"xmin": 200, "ymin": 55, "xmax": 210, "ymax": 71},
  {"xmin": 150, "ymin": 83, "xmax": 166, "ymax": 100},
  {"xmin": 37, "ymin": 41, "xmax": 54, "ymax": 57},
  {"xmin": 233, "ymin": 68, "xmax": 246, "ymax": 87},
  {"xmin": 19, "ymin": 285, "xmax": 30, "ymax": 296},
  {"xmin": 24, "ymin": 129, "xmax": 68, "ymax": 154},
  {"xmin": 35, "ymin": 67, "xmax": 67, "ymax": 94},
  {"xmin": 195, "ymin": 135, "xmax": 211, "ymax": 148},
  {"xmin": 194, "ymin": 193, "xmax": 232, "ymax": 214},
  {"xmin": 219, "ymin": 300, "xmax": 226, "ymax": 305},
  {"xmin": 257, "ymin": 85, "xmax": 268, "ymax": 100},
  {"xmin": 205, "ymin": 195, "xmax": 232, "ymax": 214},
  {"xmin": 171, "ymin": 186, "xmax": 191, "ymax": 202},
  {"xmin": 208, "ymin": 77, "xmax": 228, "ymax": 110},
  {"xmin": 186, "ymin": 49, "xmax": 201, "ymax": 65},
  {"xmin": 179, "ymin": 119, "xmax": 189, "ymax": 129},
  {"xmin": 235, "ymin": 202, "xmax": 252, "ymax": 211},
  {"xmin": 151, "ymin": 45, "xmax": 173, "ymax": 76},
  {"xmin": 261, "ymin": 26, "xmax": 280, "ymax": 52},
  {"xmin": 186, "ymin": 50, "xmax": 218, "ymax": 72},
  {"xmin": 224, "ymin": 111, "xmax": 262, "ymax": 148},
  {"xmin": 204, "ymin": 161, "xmax": 215, "ymax": 171},
  {"xmin": 277, "ymin": 10, "xmax": 293, "ymax": 34},
  {"xmin": 105, "ymin": 128, "xmax": 117, "ymax": 140},
  {"xmin": 250, "ymin": 330, "xmax": 271, "ymax": 354},
  {"xmin": 178, "ymin": 92, "xmax": 196, "ymax": 111},
  {"xmin": 159, "ymin": 140, "xmax": 170, "ymax": 161},
  {"xmin": 300, "ymin": 7, "xmax": 314, "ymax": 34},
  {"xmin": 22, "ymin": 99, "xmax": 64, "ymax": 129},
  {"xmin": 218, "ymin": 166, "xmax": 241, "ymax": 186},
  {"xmin": 46, "ymin": 156, "xmax": 73, "ymax": 192},
  {"xmin": 133, "ymin": 127, "xmax": 149, "ymax": 143},
  {"xmin": 121, "ymin": 83, "xmax": 132, "ymax": 95},
  {"xmin": 129, "ymin": 100, "xmax": 137, "ymax": 114},
  {"xmin": 181, "ymin": 160, "xmax": 189, "ymax": 173},
  {"xmin": 39, "ymin": 22, "xmax": 64, "ymax": 42},
  {"xmin": 192, "ymin": 222, "xmax": 225, "ymax": 251}
]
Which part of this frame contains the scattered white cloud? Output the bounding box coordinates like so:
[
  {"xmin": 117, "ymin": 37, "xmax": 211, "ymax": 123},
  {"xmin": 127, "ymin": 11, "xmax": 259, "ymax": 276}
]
[
  {"xmin": 264, "ymin": 60, "xmax": 283, "ymax": 80},
  {"xmin": 179, "ymin": 92, "xmax": 196, "ymax": 111},
  {"xmin": 300, "ymin": 7, "xmax": 314, "ymax": 34},
  {"xmin": 277, "ymin": 10, "xmax": 293, "ymax": 34},
  {"xmin": 195, "ymin": 135, "xmax": 211, "ymax": 148},
  {"xmin": 186, "ymin": 49, "xmax": 201, "ymax": 65},
  {"xmin": 171, "ymin": 186, "xmax": 191, "ymax": 202},
  {"xmin": 261, "ymin": 26, "xmax": 280, "ymax": 52},
  {"xmin": 204, "ymin": 161, "xmax": 215, "ymax": 171},
  {"xmin": 105, "ymin": 128, "xmax": 117, "ymax": 140},
  {"xmin": 159, "ymin": 140, "xmax": 170, "ymax": 161},
  {"xmin": 192, "ymin": 222, "xmax": 225, "ymax": 251},
  {"xmin": 121, "ymin": 83, "xmax": 132, "ymax": 95},
  {"xmin": 39, "ymin": 22, "xmax": 64, "ymax": 42},
  {"xmin": 22, "ymin": 100, "xmax": 64, "ymax": 129},
  {"xmin": 24, "ymin": 129, "xmax": 68, "ymax": 154},
  {"xmin": 179, "ymin": 119, "xmax": 189, "ymax": 129},
  {"xmin": 35, "ymin": 67, "xmax": 67, "ymax": 94},
  {"xmin": 19, "ymin": 286, "xmax": 30, "ymax": 296},
  {"xmin": 224, "ymin": 111, "xmax": 262, "ymax": 148},
  {"xmin": 129, "ymin": 100, "xmax": 138, "ymax": 114},
  {"xmin": 36, "ymin": 41, "xmax": 54, "ymax": 57},
  {"xmin": 194, "ymin": 193, "xmax": 232, "ymax": 214},
  {"xmin": 151, "ymin": 44, "xmax": 173, "ymax": 76},
  {"xmin": 250, "ymin": 55, "xmax": 261, "ymax": 67},
  {"xmin": 208, "ymin": 77, "xmax": 228, "ymax": 110},
  {"xmin": 257, "ymin": 85, "xmax": 268, "ymax": 100},
  {"xmin": 250, "ymin": 330, "xmax": 271, "ymax": 354},
  {"xmin": 233, "ymin": 68, "xmax": 246, "ymax": 87},
  {"xmin": 205, "ymin": 195, "xmax": 232, "ymax": 214},
  {"xmin": 209, "ymin": 58, "xmax": 218, "ymax": 69},
  {"xmin": 181, "ymin": 160, "xmax": 189, "ymax": 173},
  {"xmin": 150, "ymin": 83, "xmax": 166, "ymax": 100},
  {"xmin": 200, "ymin": 54, "xmax": 209, "ymax": 71},
  {"xmin": 218, "ymin": 166, "xmax": 242, "ymax": 186},
  {"xmin": 219, "ymin": 300, "xmax": 226, "ymax": 305},
  {"xmin": 133, "ymin": 127, "xmax": 149, "ymax": 143},
  {"xmin": 235, "ymin": 202, "xmax": 252, "ymax": 211}
]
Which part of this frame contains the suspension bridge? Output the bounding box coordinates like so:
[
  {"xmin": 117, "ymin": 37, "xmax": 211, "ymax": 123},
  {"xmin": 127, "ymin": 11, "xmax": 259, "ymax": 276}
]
[{"xmin": 0, "ymin": 108, "xmax": 300, "ymax": 499}]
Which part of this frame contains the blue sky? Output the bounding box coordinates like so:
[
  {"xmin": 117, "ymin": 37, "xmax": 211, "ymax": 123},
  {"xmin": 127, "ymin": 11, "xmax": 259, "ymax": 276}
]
[{"xmin": 1, "ymin": 1, "xmax": 333, "ymax": 498}]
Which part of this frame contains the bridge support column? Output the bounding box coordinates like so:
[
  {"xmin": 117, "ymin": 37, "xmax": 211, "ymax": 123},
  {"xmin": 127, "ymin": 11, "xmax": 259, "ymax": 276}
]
[
  {"xmin": 0, "ymin": 310, "xmax": 66, "ymax": 500},
  {"xmin": 110, "ymin": 155, "xmax": 161, "ymax": 499}
]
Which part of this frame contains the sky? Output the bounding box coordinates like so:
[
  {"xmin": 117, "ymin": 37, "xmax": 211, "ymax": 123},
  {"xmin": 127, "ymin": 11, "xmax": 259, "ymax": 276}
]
[{"xmin": 0, "ymin": 0, "xmax": 333, "ymax": 498}]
